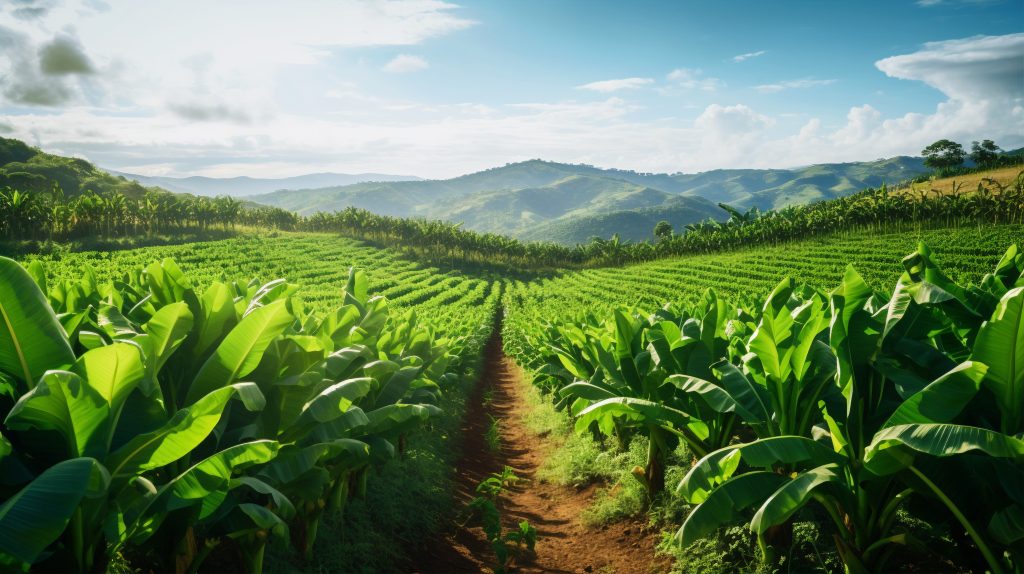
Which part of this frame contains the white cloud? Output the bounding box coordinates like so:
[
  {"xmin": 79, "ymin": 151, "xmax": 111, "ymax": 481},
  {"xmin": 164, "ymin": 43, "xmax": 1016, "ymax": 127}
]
[
  {"xmin": 576, "ymin": 77, "xmax": 653, "ymax": 92},
  {"xmin": 876, "ymin": 33, "xmax": 1024, "ymax": 102},
  {"xmin": 383, "ymin": 54, "xmax": 429, "ymax": 73},
  {"xmin": 755, "ymin": 78, "xmax": 837, "ymax": 93},
  {"xmin": 732, "ymin": 50, "xmax": 765, "ymax": 63},
  {"xmin": 1, "ymin": 22, "xmax": 1022, "ymax": 181},
  {"xmin": 0, "ymin": 0, "xmax": 475, "ymax": 111},
  {"xmin": 665, "ymin": 68, "xmax": 724, "ymax": 91}
]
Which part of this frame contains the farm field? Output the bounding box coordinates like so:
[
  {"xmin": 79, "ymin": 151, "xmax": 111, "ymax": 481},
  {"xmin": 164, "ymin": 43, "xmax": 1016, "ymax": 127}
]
[
  {"xmin": 899, "ymin": 166, "xmax": 1023, "ymax": 197},
  {"xmin": 17, "ymin": 232, "xmax": 502, "ymax": 341},
  {"xmin": 3, "ymin": 223, "xmax": 1023, "ymax": 574},
  {"xmin": 506, "ymin": 224, "xmax": 1024, "ymax": 319}
]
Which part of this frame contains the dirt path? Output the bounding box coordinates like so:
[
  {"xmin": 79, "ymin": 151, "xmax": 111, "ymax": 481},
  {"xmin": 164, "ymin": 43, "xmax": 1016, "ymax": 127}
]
[{"xmin": 416, "ymin": 322, "xmax": 671, "ymax": 574}]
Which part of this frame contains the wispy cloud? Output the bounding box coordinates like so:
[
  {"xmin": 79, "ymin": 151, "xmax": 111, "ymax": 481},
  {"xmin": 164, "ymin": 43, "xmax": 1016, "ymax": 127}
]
[
  {"xmin": 755, "ymin": 78, "xmax": 836, "ymax": 93},
  {"xmin": 916, "ymin": 0, "xmax": 1003, "ymax": 6},
  {"xmin": 732, "ymin": 50, "xmax": 765, "ymax": 62},
  {"xmin": 383, "ymin": 54, "xmax": 429, "ymax": 73},
  {"xmin": 576, "ymin": 77, "xmax": 653, "ymax": 92},
  {"xmin": 665, "ymin": 68, "xmax": 723, "ymax": 91}
]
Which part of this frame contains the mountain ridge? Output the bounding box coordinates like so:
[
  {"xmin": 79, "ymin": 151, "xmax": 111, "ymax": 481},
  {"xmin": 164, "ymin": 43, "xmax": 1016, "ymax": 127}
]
[
  {"xmin": 106, "ymin": 170, "xmax": 423, "ymax": 197},
  {"xmin": 247, "ymin": 156, "xmax": 932, "ymax": 243}
]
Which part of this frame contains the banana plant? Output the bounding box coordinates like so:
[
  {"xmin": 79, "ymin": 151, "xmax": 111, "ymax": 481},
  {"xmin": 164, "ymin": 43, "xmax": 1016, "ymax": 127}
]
[
  {"xmin": 863, "ymin": 284, "xmax": 1024, "ymax": 574},
  {"xmin": 674, "ymin": 247, "xmax": 1022, "ymax": 573},
  {"xmin": 1, "ymin": 256, "xmax": 458, "ymax": 573},
  {"xmin": 551, "ymin": 308, "xmax": 710, "ymax": 495}
]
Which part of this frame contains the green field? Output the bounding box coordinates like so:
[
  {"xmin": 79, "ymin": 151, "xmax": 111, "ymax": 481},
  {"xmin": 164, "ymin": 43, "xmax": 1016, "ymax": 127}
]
[{"xmin": 4, "ymin": 222, "xmax": 1023, "ymax": 574}]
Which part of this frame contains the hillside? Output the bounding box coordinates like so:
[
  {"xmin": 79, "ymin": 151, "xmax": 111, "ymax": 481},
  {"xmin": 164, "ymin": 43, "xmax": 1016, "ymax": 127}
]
[
  {"xmin": 518, "ymin": 195, "xmax": 724, "ymax": 243},
  {"xmin": 249, "ymin": 156, "xmax": 932, "ymax": 242},
  {"xmin": 673, "ymin": 156, "xmax": 929, "ymax": 208},
  {"xmin": 420, "ymin": 175, "xmax": 722, "ymax": 239},
  {"xmin": 109, "ymin": 170, "xmax": 422, "ymax": 197},
  {"xmin": 0, "ymin": 137, "xmax": 158, "ymax": 198}
]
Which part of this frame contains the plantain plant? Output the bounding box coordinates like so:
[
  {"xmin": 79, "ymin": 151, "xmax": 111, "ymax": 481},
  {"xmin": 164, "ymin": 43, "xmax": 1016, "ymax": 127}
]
[{"xmin": 0, "ymin": 257, "xmax": 458, "ymax": 573}]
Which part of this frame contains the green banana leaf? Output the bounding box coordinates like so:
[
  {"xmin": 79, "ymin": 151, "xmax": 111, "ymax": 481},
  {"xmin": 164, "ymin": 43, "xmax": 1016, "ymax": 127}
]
[
  {"xmin": 972, "ymin": 287, "xmax": 1024, "ymax": 434},
  {"xmin": 882, "ymin": 361, "xmax": 987, "ymax": 428},
  {"xmin": 0, "ymin": 256, "xmax": 75, "ymax": 386},
  {"xmin": 750, "ymin": 463, "xmax": 842, "ymax": 534},
  {"xmin": 676, "ymin": 471, "xmax": 789, "ymax": 546},
  {"xmin": 186, "ymin": 300, "xmax": 293, "ymax": 405},
  {"xmin": 865, "ymin": 423, "xmax": 1024, "ymax": 476},
  {"xmin": 0, "ymin": 457, "xmax": 108, "ymax": 567},
  {"xmin": 680, "ymin": 436, "xmax": 843, "ymax": 503},
  {"xmin": 105, "ymin": 382, "xmax": 265, "ymax": 484}
]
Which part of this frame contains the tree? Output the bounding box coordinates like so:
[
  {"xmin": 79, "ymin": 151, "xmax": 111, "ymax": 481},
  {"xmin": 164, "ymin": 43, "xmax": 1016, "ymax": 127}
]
[
  {"xmin": 921, "ymin": 139, "xmax": 965, "ymax": 171},
  {"xmin": 970, "ymin": 139, "xmax": 1001, "ymax": 169},
  {"xmin": 653, "ymin": 220, "xmax": 673, "ymax": 242}
]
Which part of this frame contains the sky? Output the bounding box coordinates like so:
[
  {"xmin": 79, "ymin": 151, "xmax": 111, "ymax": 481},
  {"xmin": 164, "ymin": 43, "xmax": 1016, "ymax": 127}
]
[{"xmin": 0, "ymin": 0, "xmax": 1022, "ymax": 179}]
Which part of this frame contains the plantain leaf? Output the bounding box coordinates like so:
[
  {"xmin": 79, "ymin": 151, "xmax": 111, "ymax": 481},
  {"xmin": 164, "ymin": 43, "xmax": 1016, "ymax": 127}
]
[
  {"xmin": 676, "ymin": 471, "xmax": 788, "ymax": 546},
  {"xmin": 105, "ymin": 382, "xmax": 265, "ymax": 483},
  {"xmin": 750, "ymin": 464, "xmax": 842, "ymax": 534},
  {"xmin": 865, "ymin": 424, "xmax": 1024, "ymax": 475},
  {"xmin": 988, "ymin": 504, "xmax": 1024, "ymax": 546},
  {"xmin": 280, "ymin": 378, "xmax": 373, "ymax": 442},
  {"xmin": 0, "ymin": 457, "xmax": 108, "ymax": 566},
  {"xmin": 882, "ymin": 361, "xmax": 986, "ymax": 428},
  {"xmin": 0, "ymin": 256, "xmax": 75, "ymax": 386},
  {"xmin": 972, "ymin": 287, "xmax": 1024, "ymax": 434},
  {"xmin": 186, "ymin": 299, "xmax": 292, "ymax": 405},
  {"xmin": 679, "ymin": 436, "xmax": 843, "ymax": 503},
  {"xmin": 138, "ymin": 301, "xmax": 193, "ymax": 381},
  {"xmin": 5, "ymin": 370, "xmax": 106, "ymax": 459},
  {"xmin": 574, "ymin": 396, "xmax": 693, "ymax": 438}
]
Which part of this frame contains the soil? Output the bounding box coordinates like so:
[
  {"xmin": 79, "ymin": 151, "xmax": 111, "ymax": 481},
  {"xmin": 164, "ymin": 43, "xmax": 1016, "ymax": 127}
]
[{"xmin": 415, "ymin": 321, "xmax": 672, "ymax": 574}]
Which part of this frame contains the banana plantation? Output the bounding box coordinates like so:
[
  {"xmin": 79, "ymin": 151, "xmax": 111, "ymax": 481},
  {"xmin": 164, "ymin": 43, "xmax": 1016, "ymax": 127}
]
[{"xmin": 1, "ymin": 175, "xmax": 1022, "ymax": 573}]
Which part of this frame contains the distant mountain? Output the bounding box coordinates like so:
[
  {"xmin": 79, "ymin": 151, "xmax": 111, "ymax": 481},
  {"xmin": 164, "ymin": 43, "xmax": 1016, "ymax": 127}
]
[
  {"xmin": 519, "ymin": 195, "xmax": 725, "ymax": 244},
  {"xmin": 672, "ymin": 156, "xmax": 929, "ymax": 209},
  {"xmin": 249, "ymin": 156, "xmax": 932, "ymax": 244},
  {"xmin": 106, "ymin": 170, "xmax": 422, "ymax": 197},
  {"xmin": 420, "ymin": 174, "xmax": 723, "ymax": 239}
]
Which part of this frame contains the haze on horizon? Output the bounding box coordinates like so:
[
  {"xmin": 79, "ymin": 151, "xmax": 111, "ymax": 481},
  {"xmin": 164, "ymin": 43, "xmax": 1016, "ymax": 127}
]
[{"xmin": 0, "ymin": 0, "xmax": 1021, "ymax": 180}]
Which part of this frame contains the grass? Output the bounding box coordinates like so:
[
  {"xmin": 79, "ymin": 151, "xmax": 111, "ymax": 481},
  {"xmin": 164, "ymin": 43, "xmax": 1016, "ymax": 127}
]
[
  {"xmin": 899, "ymin": 166, "xmax": 1023, "ymax": 197},
  {"xmin": 485, "ymin": 415, "xmax": 503, "ymax": 453}
]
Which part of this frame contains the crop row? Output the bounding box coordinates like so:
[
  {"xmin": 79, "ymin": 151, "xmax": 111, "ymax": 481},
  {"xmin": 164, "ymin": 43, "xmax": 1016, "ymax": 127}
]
[{"xmin": 2, "ymin": 234, "xmax": 501, "ymax": 573}]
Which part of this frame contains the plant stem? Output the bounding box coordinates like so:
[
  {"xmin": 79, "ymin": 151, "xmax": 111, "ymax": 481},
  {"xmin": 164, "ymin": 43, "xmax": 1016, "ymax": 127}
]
[{"xmin": 908, "ymin": 465, "xmax": 1005, "ymax": 574}]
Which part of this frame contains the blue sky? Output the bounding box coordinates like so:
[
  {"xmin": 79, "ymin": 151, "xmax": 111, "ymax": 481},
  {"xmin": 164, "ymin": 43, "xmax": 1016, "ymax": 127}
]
[{"xmin": 0, "ymin": 0, "xmax": 1021, "ymax": 178}]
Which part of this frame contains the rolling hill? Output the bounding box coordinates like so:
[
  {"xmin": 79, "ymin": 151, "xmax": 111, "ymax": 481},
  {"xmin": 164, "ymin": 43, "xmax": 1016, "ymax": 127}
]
[
  {"xmin": 107, "ymin": 170, "xmax": 422, "ymax": 197},
  {"xmin": 248, "ymin": 156, "xmax": 932, "ymax": 243}
]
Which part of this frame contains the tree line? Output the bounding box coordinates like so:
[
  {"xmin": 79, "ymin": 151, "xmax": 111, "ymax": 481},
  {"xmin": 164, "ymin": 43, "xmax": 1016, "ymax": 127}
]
[
  {"xmin": 305, "ymin": 171, "xmax": 1024, "ymax": 269},
  {"xmin": 0, "ymin": 184, "xmax": 297, "ymax": 242},
  {"xmin": 921, "ymin": 137, "xmax": 1022, "ymax": 177},
  {"xmin": 5, "ymin": 169, "xmax": 1022, "ymax": 269}
]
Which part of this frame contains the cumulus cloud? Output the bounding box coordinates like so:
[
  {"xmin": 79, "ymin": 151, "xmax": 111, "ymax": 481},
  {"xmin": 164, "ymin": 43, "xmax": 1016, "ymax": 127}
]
[
  {"xmin": 666, "ymin": 68, "xmax": 724, "ymax": 91},
  {"xmin": 383, "ymin": 54, "xmax": 429, "ymax": 73},
  {"xmin": 732, "ymin": 50, "xmax": 765, "ymax": 63},
  {"xmin": 755, "ymin": 78, "xmax": 837, "ymax": 93},
  {"xmin": 39, "ymin": 35, "xmax": 95, "ymax": 75},
  {"xmin": 0, "ymin": 26, "xmax": 80, "ymax": 105},
  {"xmin": 576, "ymin": 77, "xmax": 653, "ymax": 92}
]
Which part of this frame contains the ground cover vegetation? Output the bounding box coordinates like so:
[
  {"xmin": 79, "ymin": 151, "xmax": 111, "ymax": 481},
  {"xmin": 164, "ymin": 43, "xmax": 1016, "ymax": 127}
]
[
  {"xmin": 2, "ymin": 136, "xmax": 1023, "ymax": 573},
  {"xmin": 0, "ymin": 235, "xmax": 502, "ymax": 573},
  {"xmin": 502, "ymin": 239, "xmax": 1024, "ymax": 573}
]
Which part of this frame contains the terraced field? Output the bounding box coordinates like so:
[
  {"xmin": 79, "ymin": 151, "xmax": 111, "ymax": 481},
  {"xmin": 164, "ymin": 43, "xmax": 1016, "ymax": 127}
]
[
  {"xmin": 506, "ymin": 224, "xmax": 1024, "ymax": 321},
  {"xmin": 21, "ymin": 232, "xmax": 502, "ymax": 342}
]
